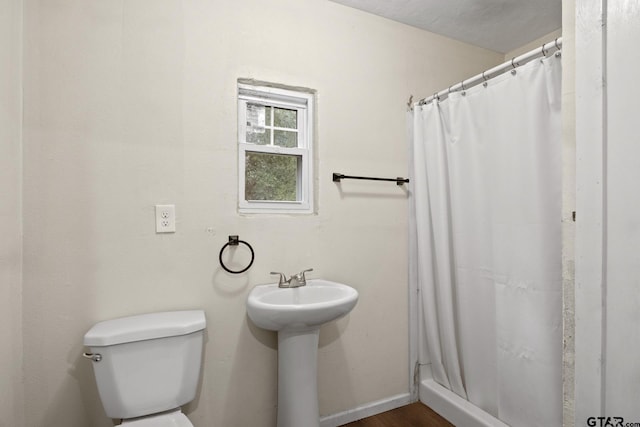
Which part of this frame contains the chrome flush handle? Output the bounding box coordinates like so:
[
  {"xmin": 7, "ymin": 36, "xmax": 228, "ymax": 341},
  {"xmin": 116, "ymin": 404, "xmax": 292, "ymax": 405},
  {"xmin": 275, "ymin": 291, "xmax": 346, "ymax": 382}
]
[{"xmin": 82, "ymin": 352, "xmax": 102, "ymax": 362}]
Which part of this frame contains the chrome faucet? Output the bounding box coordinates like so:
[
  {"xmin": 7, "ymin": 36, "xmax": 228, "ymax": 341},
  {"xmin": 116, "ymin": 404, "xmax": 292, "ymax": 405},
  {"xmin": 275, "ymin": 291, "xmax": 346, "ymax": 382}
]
[{"xmin": 271, "ymin": 269, "xmax": 313, "ymax": 288}]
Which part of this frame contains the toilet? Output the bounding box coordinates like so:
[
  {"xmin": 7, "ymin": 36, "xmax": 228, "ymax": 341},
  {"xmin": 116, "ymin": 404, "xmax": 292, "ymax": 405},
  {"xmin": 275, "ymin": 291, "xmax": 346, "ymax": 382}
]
[{"xmin": 83, "ymin": 310, "xmax": 206, "ymax": 426}]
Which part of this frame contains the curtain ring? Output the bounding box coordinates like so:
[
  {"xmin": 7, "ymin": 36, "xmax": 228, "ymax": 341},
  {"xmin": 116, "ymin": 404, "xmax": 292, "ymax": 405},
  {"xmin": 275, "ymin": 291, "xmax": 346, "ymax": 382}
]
[
  {"xmin": 433, "ymin": 92, "xmax": 439, "ymax": 103},
  {"xmin": 554, "ymin": 37, "xmax": 560, "ymax": 51},
  {"xmin": 541, "ymin": 43, "xmax": 548, "ymax": 57},
  {"xmin": 511, "ymin": 58, "xmax": 517, "ymax": 69},
  {"xmin": 482, "ymin": 71, "xmax": 488, "ymax": 88}
]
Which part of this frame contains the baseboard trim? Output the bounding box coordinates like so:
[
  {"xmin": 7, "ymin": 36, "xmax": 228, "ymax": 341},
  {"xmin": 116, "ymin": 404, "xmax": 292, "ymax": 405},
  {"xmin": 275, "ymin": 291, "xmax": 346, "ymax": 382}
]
[{"xmin": 319, "ymin": 393, "xmax": 413, "ymax": 427}]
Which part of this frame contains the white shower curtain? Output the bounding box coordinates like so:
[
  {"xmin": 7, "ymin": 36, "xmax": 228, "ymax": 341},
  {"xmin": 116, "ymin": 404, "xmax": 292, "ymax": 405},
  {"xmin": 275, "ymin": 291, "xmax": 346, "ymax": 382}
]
[{"xmin": 410, "ymin": 55, "xmax": 562, "ymax": 427}]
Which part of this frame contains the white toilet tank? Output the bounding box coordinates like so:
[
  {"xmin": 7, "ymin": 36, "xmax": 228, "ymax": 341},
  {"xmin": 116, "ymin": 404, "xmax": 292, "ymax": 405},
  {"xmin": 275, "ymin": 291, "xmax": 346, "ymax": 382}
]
[{"xmin": 83, "ymin": 310, "xmax": 206, "ymax": 420}]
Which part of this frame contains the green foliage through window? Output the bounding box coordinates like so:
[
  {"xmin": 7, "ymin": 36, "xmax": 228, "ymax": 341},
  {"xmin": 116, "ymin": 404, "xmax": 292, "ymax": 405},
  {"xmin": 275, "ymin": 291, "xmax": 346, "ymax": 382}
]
[{"xmin": 245, "ymin": 152, "xmax": 298, "ymax": 201}]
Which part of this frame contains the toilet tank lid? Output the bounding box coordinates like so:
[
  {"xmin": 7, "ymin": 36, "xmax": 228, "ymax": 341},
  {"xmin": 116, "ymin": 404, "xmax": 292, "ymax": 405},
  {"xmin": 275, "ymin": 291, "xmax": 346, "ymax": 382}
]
[{"xmin": 83, "ymin": 310, "xmax": 206, "ymax": 347}]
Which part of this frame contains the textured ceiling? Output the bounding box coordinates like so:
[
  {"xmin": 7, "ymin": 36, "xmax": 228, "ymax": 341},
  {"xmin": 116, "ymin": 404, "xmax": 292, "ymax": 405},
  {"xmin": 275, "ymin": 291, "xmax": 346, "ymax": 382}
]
[{"xmin": 328, "ymin": 0, "xmax": 561, "ymax": 54}]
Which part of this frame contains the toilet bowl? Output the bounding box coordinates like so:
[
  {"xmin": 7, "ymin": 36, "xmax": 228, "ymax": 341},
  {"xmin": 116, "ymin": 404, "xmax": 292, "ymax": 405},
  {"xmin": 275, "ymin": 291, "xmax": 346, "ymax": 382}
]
[{"xmin": 83, "ymin": 310, "xmax": 206, "ymax": 426}]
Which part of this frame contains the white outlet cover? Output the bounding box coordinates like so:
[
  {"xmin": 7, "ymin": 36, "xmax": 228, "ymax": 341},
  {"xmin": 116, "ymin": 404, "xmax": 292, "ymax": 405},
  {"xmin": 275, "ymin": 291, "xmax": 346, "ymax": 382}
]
[{"xmin": 155, "ymin": 205, "xmax": 176, "ymax": 233}]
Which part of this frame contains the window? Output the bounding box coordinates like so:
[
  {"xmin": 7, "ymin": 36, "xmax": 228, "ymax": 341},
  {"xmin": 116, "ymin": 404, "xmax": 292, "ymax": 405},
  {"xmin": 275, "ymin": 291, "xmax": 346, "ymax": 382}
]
[{"xmin": 238, "ymin": 82, "xmax": 314, "ymax": 213}]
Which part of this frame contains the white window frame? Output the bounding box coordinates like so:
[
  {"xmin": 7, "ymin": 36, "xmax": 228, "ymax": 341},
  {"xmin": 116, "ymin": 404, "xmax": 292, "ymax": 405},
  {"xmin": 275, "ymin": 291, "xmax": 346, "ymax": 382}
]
[{"xmin": 238, "ymin": 83, "xmax": 314, "ymax": 214}]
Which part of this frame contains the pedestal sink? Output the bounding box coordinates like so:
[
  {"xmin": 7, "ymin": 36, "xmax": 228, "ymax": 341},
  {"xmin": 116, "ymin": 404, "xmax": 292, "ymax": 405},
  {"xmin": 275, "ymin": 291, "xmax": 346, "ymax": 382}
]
[{"xmin": 247, "ymin": 279, "xmax": 358, "ymax": 427}]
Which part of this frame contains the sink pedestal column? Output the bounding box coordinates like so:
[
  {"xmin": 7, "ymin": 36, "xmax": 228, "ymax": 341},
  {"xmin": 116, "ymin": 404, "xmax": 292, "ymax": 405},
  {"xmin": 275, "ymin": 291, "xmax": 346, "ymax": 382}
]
[{"xmin": 277, "ymin": 328, "xmax": 320, "ymax": 427}]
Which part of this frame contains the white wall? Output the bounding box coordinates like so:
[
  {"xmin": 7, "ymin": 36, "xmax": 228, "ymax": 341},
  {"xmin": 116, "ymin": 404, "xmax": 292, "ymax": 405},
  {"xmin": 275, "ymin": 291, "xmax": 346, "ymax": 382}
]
[
  {"xmin": 575, "ymin": 0, "xmax": 606, "ymax": 424},
  {"xmin": 574, "ymin": 0, "xmax": 640, "ymax": 423},
  {"xmin": 602, "ymin": 0, "xmax": 640, "ymax": 419},
  {"xmin": 0, "ymin": 0, "xmax": 23, "ymax": 426},
  {"xmin": 561, "ymin": 0, "xmax": 576, "ymax": 424},
  {"xmin": 21, "ymin": 0, "xmax": 502, "ymax": 425}
]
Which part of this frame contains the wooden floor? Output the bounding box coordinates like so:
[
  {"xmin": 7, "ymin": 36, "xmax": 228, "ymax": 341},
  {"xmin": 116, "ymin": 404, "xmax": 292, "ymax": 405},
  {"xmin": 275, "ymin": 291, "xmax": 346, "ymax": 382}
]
[{"xmin": 340, "ymin": 402, "xmax": 454, "ymax": 427}]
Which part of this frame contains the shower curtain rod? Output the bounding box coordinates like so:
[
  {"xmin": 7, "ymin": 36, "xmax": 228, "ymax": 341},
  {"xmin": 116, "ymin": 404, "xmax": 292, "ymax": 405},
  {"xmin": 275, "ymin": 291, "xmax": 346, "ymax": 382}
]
[{"xmin": 416, "ymin": 37, "xmax": 562, "ymax": 106}]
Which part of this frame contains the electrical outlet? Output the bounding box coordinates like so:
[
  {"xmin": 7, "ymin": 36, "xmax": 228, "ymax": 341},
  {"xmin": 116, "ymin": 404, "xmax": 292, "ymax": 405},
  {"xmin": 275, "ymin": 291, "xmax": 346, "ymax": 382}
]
[{"xmin": 155, "ymin": 205, "xmax": 176, "ymax": 233}]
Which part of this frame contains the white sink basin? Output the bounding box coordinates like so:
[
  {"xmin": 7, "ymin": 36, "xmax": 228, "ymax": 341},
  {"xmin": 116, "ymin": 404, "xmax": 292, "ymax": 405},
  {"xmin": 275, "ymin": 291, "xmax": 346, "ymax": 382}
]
[{"xmin": 247, "ymin": 279, "xmax": 358, "ymax": 331}]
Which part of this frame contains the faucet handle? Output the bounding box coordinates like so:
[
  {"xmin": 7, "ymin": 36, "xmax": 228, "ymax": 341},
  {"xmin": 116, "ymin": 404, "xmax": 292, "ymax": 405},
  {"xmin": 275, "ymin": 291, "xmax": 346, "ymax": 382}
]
[
  {"xmin": 270, "ymin": 272, "xmax": 288, "ymax": 286},
  {"xmin": 297, "ymin": 268, "xmax": 313, "ymax": 283}
]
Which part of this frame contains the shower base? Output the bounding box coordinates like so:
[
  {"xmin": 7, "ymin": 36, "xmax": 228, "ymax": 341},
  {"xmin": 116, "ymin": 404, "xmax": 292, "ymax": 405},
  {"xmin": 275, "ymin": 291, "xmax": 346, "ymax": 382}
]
[{"xmin": 419, "ymin": 379, "xmax": 509, "ymax": 427}]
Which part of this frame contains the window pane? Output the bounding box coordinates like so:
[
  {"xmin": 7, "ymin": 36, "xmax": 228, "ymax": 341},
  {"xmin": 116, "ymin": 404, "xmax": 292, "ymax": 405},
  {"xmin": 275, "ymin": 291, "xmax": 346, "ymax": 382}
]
[
  {"xmin": 246, "ymin": 103, "xmax": 266, "ymax": 128},
  {"xmin": 274, "ymin": 107, "xmax": 297, "ymax": 129},
  {"xmin": 246, "ymin": 128, "xmax": 271, "ymax": 145},
  {"xmin": 265, "ymin": 106, "xmax": 272, "ymax": 125},
  {"xmin": 245, "ymin": 152, "xmax": 298, "ymax": 201},
  {"xmin": 274, "ymin": 130, "xmax": 297, "ymax": 148}
]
